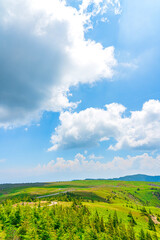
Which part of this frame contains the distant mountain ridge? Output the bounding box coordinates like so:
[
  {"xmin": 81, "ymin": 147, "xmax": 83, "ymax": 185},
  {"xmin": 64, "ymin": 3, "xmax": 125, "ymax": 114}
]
[
  {"xmin": 109, "ymin": 174, "xmax": 160, "ymax": 182},
  {"xmin": 85, "ymin": 174, "xmax": 160, "ymax": 182}
]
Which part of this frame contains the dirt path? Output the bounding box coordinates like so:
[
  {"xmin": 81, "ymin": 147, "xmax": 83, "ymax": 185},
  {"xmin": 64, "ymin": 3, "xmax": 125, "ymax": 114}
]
[{"xmin": 151, "ymin": 215, "xmax": 160, "ymax": 224}]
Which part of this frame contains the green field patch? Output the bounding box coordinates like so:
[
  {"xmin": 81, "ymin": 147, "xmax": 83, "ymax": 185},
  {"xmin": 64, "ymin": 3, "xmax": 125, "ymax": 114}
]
[{"xmin": 68, "ymin": 191, "xmax": 107, "ymax": 202}]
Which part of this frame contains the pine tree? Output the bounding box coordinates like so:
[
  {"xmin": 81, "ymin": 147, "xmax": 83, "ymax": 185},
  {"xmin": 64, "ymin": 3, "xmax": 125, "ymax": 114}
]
[
  {"xmin": 146, "ymin": 231, "xmax": 152, "ymax": 240},
  {"xmin": 113, "ymin": 211, "xmax": 119, "ymax": 228},
  {"xmin": 148, "ymin": 216, "xmax": 156, "ymax": 231},
  {"xmin": 140, "ymin": 207, "xmax": 148, "ymax": 216},
  {"xmin": 139, "ymin": 229, "xmax": 145, "ymax": 240},
  {"xmin": 106, "ymin": 214, "xmax": 114, "ymax": 237},
  {"xmin": 127, "ymin": 225, "xmax": 136, "ymax": 240},
  {"xmin": 93, "ymin": 210, "xmax": 100, "ymax": 233},
  {"xmin": 119, "ymin": 223, "xmax": 128, "ymax": 240},
  {"xmin": 153, "ymin": 233, "xmax": 158, "ymax": 240},
  {"xmin": 100, "ymin": 216, "xmax": 105, "ymax": 232},
  {"xmin": 128, "ymin": 211, "xmax": 137, "ymax": 226}
]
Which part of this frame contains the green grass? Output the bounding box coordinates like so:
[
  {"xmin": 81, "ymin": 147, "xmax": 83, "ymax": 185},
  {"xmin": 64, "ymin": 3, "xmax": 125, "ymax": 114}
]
[
  {"xmin": 1, "ymin": 180, "xmax": 160, "ymax": 206},
  {"xmin": 1, "ymin": 180, "xmax": 160, "ymax": 238}
]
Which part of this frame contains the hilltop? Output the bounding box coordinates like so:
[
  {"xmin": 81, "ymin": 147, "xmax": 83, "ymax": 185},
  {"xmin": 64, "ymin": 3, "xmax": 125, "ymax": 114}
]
[
  {"xmin": 85, "ymin": 174, "xmax": 160, "ymax": 182},
  {"xmin": 108, "ymin": 174, "xmax": 160, "ymax": 182}
]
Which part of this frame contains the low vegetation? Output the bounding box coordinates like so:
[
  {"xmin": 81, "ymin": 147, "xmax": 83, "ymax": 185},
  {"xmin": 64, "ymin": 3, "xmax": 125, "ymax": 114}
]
[{"xmin": 0, "ymin": 180, "xmax": 160, "ymax": 239}]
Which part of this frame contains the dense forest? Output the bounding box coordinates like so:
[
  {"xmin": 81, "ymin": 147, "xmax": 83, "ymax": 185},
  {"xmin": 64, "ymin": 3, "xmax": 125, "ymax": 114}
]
[{"xmin": 0, "ymin": 199, "xmax": 158, "ymax": 240}]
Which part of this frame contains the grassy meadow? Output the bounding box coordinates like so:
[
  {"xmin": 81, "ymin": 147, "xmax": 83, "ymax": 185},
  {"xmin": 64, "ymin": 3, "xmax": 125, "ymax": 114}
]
[{"xmin": 0, "ymin": 180, "xmax": 160, "ymax": 239}]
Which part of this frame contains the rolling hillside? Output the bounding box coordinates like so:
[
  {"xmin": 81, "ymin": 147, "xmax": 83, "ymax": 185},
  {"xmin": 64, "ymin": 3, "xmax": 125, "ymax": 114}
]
[{"xmin": 0, "ymin": 179, "xmax": 160, "ymax": 239}]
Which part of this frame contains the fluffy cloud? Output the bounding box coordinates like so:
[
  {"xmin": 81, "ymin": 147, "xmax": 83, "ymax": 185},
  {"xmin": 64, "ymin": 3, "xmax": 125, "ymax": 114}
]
[
  {"xmin": 0, "ymin": 152, "xmax": 159, "ymax": 182},
  {"xmin": 49, "ymin": 99, "xmax": 160, "ymax": 151},
  {"xmin": 32, "ymin": 152, "xmax": 160, "ymax": 178},
  {"xmin": 88, "ymin": 154, "xmax": 104, "ymax": 160},
  {"xmin": 79, "ymin": 0, "xmax": 121, "ymax": 27},
  {"xmin": 0, "ymin": 0, "xmax": 117, "ymax": 128}
]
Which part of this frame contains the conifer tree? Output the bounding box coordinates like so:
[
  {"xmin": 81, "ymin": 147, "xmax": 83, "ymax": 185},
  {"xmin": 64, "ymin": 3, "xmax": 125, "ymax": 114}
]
[
  {"xmin": 128, "ymin": 211, "xmax": 137, "ymax": 226},
  {"xmin": 127, "ymin": 225, "xmax": 136, "ymax": 240},
  {"xmin": 100, "ymin": 216, "xmax": 105, "ymax": 232},
  {"xmin": 146, "ymin": 231, "xmax": 152, "ymax": 240},
  {"xmin": 148, "ymin": 216, "xmax": 156, "ymax": 231},
  {"xmin": 140, "ymin": 207, "xmax": 148, "ymax": 216},
  {"xmin": 106, "ymin": 214, "xmax": 114, "ymax": 237},
  {"xmin": 113, "ymin": 211, "xmax": 119, "ymax": 228},
  {"xmin": 139, "ymin": 229, "xmax": 145, "ymax": 240},
  {"xmin": 93, "ymin": 211, "xmax": 100, "ymax": 233},
  {"xmin": 153, "ymin": 233, "xmax": 158, "ymax": 240}
]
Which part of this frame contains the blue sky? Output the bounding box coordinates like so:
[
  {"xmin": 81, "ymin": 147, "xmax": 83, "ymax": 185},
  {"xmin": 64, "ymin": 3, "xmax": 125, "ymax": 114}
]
[{"xmin": 0, "ymin": 0, "xmax": 160, "ymax": 183}]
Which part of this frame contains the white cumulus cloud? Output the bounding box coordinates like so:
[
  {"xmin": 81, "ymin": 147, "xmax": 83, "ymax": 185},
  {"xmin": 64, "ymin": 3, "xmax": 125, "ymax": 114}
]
[
  {"xmin": 34, "ymin": 152, "xmax": 160, "ymax": 178},
  {"xmin": 0, "ymin": 0, "xmax": 117, "ymax": 128},
  {"xmin": 49, "ymin": 99, "xmax": 160, "ymax": 151},
  {"xmin": 0, "ymin": 152, "xmax": 160, "ymax": 182}
]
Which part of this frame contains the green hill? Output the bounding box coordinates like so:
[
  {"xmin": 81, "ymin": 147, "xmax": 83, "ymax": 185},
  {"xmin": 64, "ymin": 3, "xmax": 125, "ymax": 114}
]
[
  {"xmin": 108, "ymin": 174, "xmax": 160, "ymax": 182},
  {"xmin": 85, "ymin": 174, "xmax": 160, "ymax": 182},
  {"xmin": 0, "ymin": 179, "xmax": 160, "ymax": 239}
]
